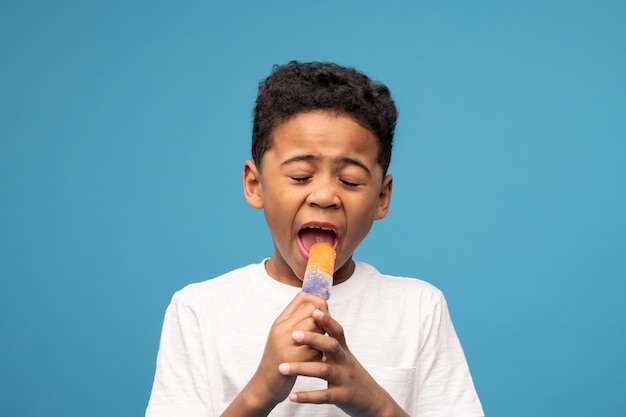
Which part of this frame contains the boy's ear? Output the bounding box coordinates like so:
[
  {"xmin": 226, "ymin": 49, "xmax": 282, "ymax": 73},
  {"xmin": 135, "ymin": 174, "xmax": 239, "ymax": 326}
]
[
  {"xmin": 374, "ymin": 174, "xmax": 393, "ymax": 220},
  {"xmin": 242, "ymin": 160, "xmax": 264, "ymax": 209}
]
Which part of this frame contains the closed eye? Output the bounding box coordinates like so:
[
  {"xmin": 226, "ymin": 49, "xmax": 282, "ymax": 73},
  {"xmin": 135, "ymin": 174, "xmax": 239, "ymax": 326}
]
[
  {"xmin": 290, "ymin": 176, "xmax": 311, "ymax": 183},
  {"xmin": 341, "ymin": 179, "xmax": 360, "ymax": 187}
]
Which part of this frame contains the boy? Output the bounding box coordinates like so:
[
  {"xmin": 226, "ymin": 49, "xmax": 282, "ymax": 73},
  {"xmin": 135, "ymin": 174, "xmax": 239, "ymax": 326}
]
[{"xmin": 146, "ymin": 61, "xmax": 484, "ymax": 417}]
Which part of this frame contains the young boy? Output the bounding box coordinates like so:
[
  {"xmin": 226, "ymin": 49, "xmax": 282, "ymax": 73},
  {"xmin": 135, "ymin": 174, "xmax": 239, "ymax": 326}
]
[{"xmin": 146, "ymin": 61, "xmax": 484, "ymax": 417}]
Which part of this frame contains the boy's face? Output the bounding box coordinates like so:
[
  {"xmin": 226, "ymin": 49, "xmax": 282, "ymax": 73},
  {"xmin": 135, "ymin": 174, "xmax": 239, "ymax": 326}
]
[{"xmin": 243, "ymin": 110, "xmax": 392, "ymax": 287}]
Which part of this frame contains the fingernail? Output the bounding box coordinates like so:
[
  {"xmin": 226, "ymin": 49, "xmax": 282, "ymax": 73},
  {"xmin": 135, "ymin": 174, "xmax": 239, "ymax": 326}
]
[
  {"xmin": 292, "ymin": 330, "xmax": 304, "ymax": 342},
  {"xmin": 313, "ymin": 309, "xmax": 325, "ymax": 319},
  {"xmin": 278, "ymin": 363, "xmax": 290, "ymax": 374},
  {"xmin": 289, "ymin": 393, "xmax": 298, "ymax": 402}
]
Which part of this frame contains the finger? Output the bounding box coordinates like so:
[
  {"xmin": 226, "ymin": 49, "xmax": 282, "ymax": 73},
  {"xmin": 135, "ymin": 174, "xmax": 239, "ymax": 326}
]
[
  {"xmin": 312, "ymin": 309, "xmax": 347, "ymax": 347},
  {"xmin": 288, "ymin": 389, "xmax": 335, "ymax": 404},
  {"xmin": 274, "ymin": 294, "xmax": 329, "ymax": 328},
  {"xmin": 279, "ymin": 292, "xmax": 323, "ymax": 318},
  {"xmin": 278, "ymin": 361, "xmax": 336, "ymax": 382},
  {"xmin": 281, "ymin": 293, "xmax": 319, "ymax": 317},
  {"xmin": 291, "ymin": 330, "xmax": 342, "ymax": 356}
]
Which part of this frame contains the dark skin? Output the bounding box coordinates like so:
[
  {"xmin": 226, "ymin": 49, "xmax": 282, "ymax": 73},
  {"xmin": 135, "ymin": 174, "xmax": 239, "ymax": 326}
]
[
  {"xmin": 281, "ymin": 305, "xmax": 409, "ymax": 417},
  {"xmin": 221, "ymin": 112, "xmax": 408, "ymax": 416},
  {"xmin": 221, "ymin": 293, "xmax": 328, "ymax": 416},
  {"xmin": 219, "ymin": 292, "xmax": 408, "ymax": 417}
]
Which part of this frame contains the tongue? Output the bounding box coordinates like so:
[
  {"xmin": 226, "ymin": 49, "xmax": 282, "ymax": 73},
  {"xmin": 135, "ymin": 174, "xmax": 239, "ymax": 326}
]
[{"xmin": 300, "ymin": 228, "xmax": 335, "ymax": 251}]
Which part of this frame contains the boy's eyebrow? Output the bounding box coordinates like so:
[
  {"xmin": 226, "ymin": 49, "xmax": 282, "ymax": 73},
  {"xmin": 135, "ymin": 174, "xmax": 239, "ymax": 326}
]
[
  {"xmin": 281, "ymin": 154, "xmax": 318, "ymax": 166},
  {"xmin": 281, "ymin": 154, "xmax": 371, "ymax": 175},
  {"xmin": 339, "ymin": 156, "xmax": 371, "ymax": 175}
]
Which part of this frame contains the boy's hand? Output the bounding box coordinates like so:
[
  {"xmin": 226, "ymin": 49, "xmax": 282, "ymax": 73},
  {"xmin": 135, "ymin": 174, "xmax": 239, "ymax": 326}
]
[
  {"xmin": 222, "ymin": 292, "xmax": 328, "ymax": 416},
  {"xmin": 277, "ymin": 309, "xmax": 410, "ymax": 417}
]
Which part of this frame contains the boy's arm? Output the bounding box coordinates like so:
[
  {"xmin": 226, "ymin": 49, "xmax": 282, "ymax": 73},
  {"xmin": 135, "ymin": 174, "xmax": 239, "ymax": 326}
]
[
  {"xmin": 277, "ymin": 309, "xmax": 410, "ymax": 417},
  {"xmin": 220, "ymin": 292, "xmax": 329, "ymax": 417}
]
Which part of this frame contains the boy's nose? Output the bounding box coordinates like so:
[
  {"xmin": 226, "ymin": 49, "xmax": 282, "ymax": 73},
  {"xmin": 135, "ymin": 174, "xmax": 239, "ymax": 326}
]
[{"xmin": 306, "ymin": 180, "xmax": 340, "ymax": 209}]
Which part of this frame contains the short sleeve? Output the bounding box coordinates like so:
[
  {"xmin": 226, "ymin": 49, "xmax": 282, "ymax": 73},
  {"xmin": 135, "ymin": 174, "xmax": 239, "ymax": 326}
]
[
  {"xmin": 145, "ymin": 291, "xmax": 214, "ymax": 417},
  {"xmin": 416, "ymin": 291, "xmax": 484, "ymax": 417}
]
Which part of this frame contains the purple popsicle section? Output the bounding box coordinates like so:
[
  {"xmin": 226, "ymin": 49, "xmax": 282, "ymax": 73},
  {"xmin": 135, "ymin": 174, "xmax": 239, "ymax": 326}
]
[{"xmin": 302, "ymin": 269, "xmax": 332, "ymax": 300}]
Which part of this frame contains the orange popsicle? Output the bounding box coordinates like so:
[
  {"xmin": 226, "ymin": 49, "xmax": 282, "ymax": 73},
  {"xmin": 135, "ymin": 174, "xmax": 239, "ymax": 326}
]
[{"xmin": 302, "ymin": 242, "xmax": 336, "ymax": 300}]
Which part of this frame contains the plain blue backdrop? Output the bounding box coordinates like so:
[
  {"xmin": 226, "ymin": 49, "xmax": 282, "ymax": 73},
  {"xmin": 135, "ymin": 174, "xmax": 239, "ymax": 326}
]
[{"xmin": 1, "ymin": 1, "xmax": 625, "ymax": 416}]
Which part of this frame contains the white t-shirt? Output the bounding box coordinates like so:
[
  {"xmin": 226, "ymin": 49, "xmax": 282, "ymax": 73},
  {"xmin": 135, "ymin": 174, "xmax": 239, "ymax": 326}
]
[{"xmin": 145, "ymin": 260, "xmax": 484, "ymax": 417}]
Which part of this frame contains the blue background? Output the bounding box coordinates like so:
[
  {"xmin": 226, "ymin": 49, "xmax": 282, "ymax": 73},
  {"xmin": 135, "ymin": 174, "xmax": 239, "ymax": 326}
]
[{"xmin": 1, "ymin": 1, "xmax": 625, "ymax": 416}]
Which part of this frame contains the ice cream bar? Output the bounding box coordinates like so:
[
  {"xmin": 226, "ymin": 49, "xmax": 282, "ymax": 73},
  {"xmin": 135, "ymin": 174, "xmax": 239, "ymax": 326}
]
[{"xmin": 302, "ymin": 242, "xmax": 336, "ymax": 300}]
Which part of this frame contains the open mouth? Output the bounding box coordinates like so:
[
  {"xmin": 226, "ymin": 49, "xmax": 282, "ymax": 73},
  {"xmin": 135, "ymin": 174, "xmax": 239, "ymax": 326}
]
[{"xmin": 298, "ymin": 226, "xmax": 337, "ymax": 255}]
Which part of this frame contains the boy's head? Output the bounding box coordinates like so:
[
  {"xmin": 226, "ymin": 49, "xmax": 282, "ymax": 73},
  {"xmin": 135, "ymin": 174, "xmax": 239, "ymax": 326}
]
[{"xmin": 252, "ymin": 61, "xmax": 397, "ymax": 175}]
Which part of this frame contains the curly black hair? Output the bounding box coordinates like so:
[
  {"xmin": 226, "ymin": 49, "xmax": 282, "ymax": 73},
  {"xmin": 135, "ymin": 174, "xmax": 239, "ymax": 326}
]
[{"xmin": 252, "ymin": 61, "xmax": 398, "ymax": 175}]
